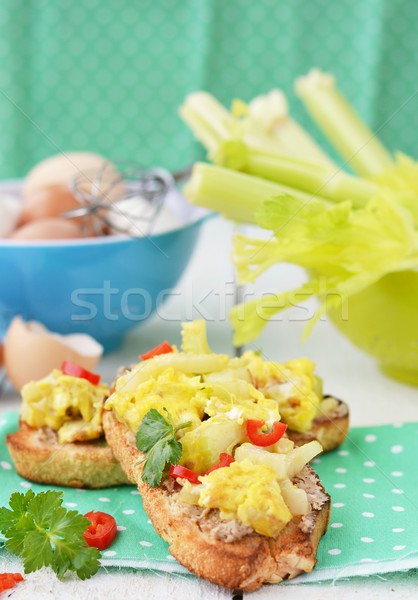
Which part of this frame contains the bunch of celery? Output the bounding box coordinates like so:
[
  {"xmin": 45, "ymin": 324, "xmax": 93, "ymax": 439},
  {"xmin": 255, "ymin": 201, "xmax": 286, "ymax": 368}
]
[{"xmin": 181, "ymin": 70, "xmax": 418, "ymax": 345}]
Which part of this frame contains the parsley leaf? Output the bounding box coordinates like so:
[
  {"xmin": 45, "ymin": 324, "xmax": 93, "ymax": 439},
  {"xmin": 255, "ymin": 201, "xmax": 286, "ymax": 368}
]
[
  {"xmin": 136, "ymin": 408, "xmax": 191, "ymax": 488},
  {"xmin": 0, "ymin": 490, "xmax": 100, "ymax": 580}
]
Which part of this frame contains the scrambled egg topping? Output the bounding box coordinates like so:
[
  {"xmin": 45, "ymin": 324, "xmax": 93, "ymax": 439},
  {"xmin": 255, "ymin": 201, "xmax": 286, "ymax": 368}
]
[
  {"xmin": 20, "ymin": 369, "xmax": 108, "ymax": 443},
  {"xmin": 106, "ymin": 320, "xmax": 324, "ymax": 536},
  {"xmin": 198, "ymin": 460, "xmax": 292, "ymax": 537},
  {"xmin": 105, "ymin": 367, "xmax": 205, "ymax": 434}
]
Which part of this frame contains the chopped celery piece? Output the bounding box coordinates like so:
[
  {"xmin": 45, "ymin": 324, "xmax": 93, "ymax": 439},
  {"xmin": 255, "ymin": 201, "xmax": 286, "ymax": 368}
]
[
  {"xmin": 112, "ymin": 353, "xmax": 230, "ymax": 393},
  {"xmin": 286, "ymin": 441, "xmax": 323, "ymax": 479},
  {"xmin": 296, "ymin": 69, "xmax": 394, "ymax": 177},
  {"xmin": 181, "ymin": 319, "xmax": 212, "ymax": 354},
  {"xmin": 180, "ymin": 416, "xmax": 246, "ymax": 474},
  {"xmin": 279, "ymin": 480, "xmax": 309, "ymax": 516},
  {"xmin": 235, "ymin": 443, "xmax": 288, "ymax": 480}
]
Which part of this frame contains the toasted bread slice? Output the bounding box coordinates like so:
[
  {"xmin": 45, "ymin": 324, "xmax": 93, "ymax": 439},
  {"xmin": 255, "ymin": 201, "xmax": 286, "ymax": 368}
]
[
  {"xmin": 6, "ymin": 421, "xmax": 130, "ymax": 488},
  {"xmin": 103, "ymin": 410, "xmax": 331, "ymax": 592},
  {"xmin": 287, "ymin": 396, "xmax": 349, "ymax": 452}
]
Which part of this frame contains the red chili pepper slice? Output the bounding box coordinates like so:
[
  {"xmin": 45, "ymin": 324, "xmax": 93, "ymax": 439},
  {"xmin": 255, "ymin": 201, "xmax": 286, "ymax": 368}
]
[
  {"xmin": 246, "ymin": 419, "xmax": 287, "ymax": 447},
  {"xmin": 168, "ymin": 464, "xmax": 200, "ymax": 484},
  {"xmin": 205, "ymin": 453, "xmax": 235, "ymax": 474},
  {"xmin": 83, "ymin": 511, "xmax": 117, "ymax": 551},
  {"xmin": 0, "ymin": 573, "xmax": 24, "ymax": 592},
  {"xmin": 61, "ymin": 361, "xmax": 101, "ymax": 385},
  {"xmin": 140, "ymin": 341, "xmax": 173, "ymax": 361}
]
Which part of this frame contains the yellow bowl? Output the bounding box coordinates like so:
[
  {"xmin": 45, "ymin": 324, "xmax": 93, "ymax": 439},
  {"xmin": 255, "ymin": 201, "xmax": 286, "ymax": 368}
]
[{"xmin": 328, "ymin": 270, "xmax": 418, "ymax": 386}]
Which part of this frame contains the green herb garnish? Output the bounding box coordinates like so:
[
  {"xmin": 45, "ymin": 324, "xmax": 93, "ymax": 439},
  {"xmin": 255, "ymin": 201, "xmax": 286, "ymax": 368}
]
[
  {"xmin": 136, "ymin": 408, "xmax": 191, "ymax": 488},
  {"xmin": 0, "ymin": 490, "xmax": 100, "ymax": 579}
]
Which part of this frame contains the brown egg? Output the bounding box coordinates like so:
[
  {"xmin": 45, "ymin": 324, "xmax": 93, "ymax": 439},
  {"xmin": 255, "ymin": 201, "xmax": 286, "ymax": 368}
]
[
  {"xmin": 20, "ymin": 185, "xmax": 80, "ymax": 225},
  {"xmin": 23, "ymin": 152, "xmax": 124, "ymax": 203},
  {"xmin": 9, "ymin": 218, "xmax": 82, "ymax": 241},
  {"xmin": 4, "ymin": 317, "xmax": 103, "ymax": 391}
]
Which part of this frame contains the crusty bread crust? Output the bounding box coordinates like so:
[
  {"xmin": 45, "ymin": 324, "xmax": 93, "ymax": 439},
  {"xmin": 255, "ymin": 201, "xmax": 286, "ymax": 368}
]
[
  {"xmin": 6, "ymin": 422, "xmax": 130, "ymax": 488},
  {"xmin": 287, "ymin": 397, "xmax": 349, "ymax": 452},
  {"xmin": 103, "ymin": 410, "xmax": 331, "ymax": 591}
]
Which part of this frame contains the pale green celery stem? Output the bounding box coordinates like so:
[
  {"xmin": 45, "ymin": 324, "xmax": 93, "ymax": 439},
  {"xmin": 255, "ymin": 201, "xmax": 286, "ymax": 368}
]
[
  {"xmin": 179, "ymin": 92, "xmax": 234, "ymax": 153},
  {"xmin": 184, "ymin": 163, "xmax": 330, "ymax": 224},
  {"xmin": 182, "ymin": 90, "xmax": 336, "ymax": 171},
  {"xmin": 296, "ymin": 71, "xmax": 394, "ymax": 178},
  {"xmin": 246, "ymin": 148, "xmax": 378, "ymax": 208},
  {"xmin": 271, "ymin": 117, "xmax": 336, "ymax": 168}
]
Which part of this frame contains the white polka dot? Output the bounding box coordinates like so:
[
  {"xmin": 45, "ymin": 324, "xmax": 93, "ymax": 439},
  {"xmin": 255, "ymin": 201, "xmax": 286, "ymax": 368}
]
[
  {"xmin": 166, "ymin": 555, "xmax": 176, "ymax": 561},
  {"xmin": 391, "ymin": 471, "xmax": 404, "ymax": 477},
  {"xmin": 131, "ymin": 490, "xmax": 140, "ymax": 495},
  {"xmin": 334, "ymin": 483, "xmax": 346, "ymax": 489},
  {"xmin": 360, "ymin": 558, "xmax": 374, "ymax": 563},
  {"xmin": 363, "ymin": 493, "xmax": 375, "ymax": 499},
  {"xmin": 139, "ymin": 540, "xmax": 152, "ymax": 547},
  {"xmin": 75, "ymin": 488, "xmax": 86, "ymax": 493},
  {"xmin": 362, "ymin": 512, "xmax": 375, "ymax": 518},
  {"xmin": 338, "ymin": 450, "xmax": 349, "ymax": 456},
  {"xmin": 393, "ymin": 545, "xmax": 406, "ymax": 551},
  {"xmin": 391, "ymin": 445, "xmax": 403, "ymax": 454},
  {"xmin": 65, "ymin": 502, "xmax": 77, "ymax": 508},
  {"xmin": 102, "ymin": 550, "xmax": 117, "ymax": 557},
  {"xmin": 361, "ymin": 537, "xmax": 374, "ymax": 543},
  {"xmin": 328, "ymin": 549, "xmax": 341, "ymax": 555},
  {"xmin": 147, "ymin": 519, "xmax": 152, "ymax": 524},
  {"xmin": 117, "ymin": 525, "xmax": 127, "ymax": 531},
  {"xmin": 333, "ymin": 503, "xmax": 345, "ymax": 508},
  {"xmin": 392, "ymin": 489, "xmax": 404, "ymax": 495},
  {"xmin": 123, "ymin": 509, "xmax": 135, "ymax": 515},
  {"xmin": 0, "ymin": 419, "xmax": 6, "ymax": 426},
  {"xmin": 1, "ymin": 461, "xmax": 12, "ymax": 470},
  {"xmin": 311, "ymin": 458, "xmax": 321, "ymax": 464},
  {"xmin": 392, "ymin": 528, "xmax": 404, "ymax": 533},
  {"xmin": 363, "ymin": 461, "xmax": 375, "ymax": 467},
  {"xmin": 331, "ymin": 523, "xmax": 343, "ymax": 528},
  {"xmin": 363, "ymin": 478, "xmax": 375, "ymax": 484},
  {"xmin": 365, "ymin": 434, "xmax": 377, "ymax": 443},
  {"xmin": 20, "ymin": 481, "xmax": 32, "ymax": 488},
  {"xmin": 98, "ymin": 497, "xmax": 111, "ymax": 502},
  {"xmin": 335, "ymin": 468, "xmax": 347, "ymax": 474},
  {"xmin": 392, "ymin": 506, "xmax": 405, "ymax": 512}
]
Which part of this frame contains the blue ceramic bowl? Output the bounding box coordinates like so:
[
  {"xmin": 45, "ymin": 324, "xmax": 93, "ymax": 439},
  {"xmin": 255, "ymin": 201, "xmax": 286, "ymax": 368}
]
[{"xmin": 0, "ymin": 182, "xmax": 209, "ymax": 351}]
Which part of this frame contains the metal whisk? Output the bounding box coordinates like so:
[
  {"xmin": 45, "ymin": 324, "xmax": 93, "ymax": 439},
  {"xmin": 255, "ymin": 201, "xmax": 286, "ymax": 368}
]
[{"xmin": 63, "ymin": 162, "xmax": 190, "ymax": 237}]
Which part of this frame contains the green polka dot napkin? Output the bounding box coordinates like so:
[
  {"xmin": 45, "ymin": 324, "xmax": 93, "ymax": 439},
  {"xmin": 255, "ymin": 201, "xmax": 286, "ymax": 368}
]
[{"xmin": 1, "ymin": 412, "xmax": 418, "ymax": 583}]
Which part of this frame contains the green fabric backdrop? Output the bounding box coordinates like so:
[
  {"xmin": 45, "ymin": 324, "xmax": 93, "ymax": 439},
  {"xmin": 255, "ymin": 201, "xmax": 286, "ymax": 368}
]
[{"xmin": 0, "ymin": 0, "xmax": 417, "ymax": 179}]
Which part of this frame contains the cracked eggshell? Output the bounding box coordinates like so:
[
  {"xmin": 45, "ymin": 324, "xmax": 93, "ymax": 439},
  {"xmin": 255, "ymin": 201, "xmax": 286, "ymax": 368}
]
[{"xmin": 4, "ymin": 317, "xmax": 103, "ymax": 391}]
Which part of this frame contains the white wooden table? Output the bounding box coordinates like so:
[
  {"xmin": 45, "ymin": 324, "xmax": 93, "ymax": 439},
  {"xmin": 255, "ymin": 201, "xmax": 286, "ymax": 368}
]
[{"xmin": 1, "ymin": 216, "xmax": 417, "ymax": 599}]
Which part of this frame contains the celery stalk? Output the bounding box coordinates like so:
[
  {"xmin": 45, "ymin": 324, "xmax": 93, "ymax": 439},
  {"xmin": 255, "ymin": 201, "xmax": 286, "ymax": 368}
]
[
  {"xmin": 246, "ymin": 89, "xmax": 336, "ymax": 168},
  {"xmin": 181, "ymin": 90, "xmax": 337, "ymax": 168},
  {"xmin": 180, "ymin": 92, "xmax": 234, "ymax": 153},
  {"xmin": 296, "ymin": 69, "xmax": 395, "ymax": 178},
  {"xmin": 216, "ymin": 143, "xmax": 378, "ymax": 208},
  {"xmin": 181, "ymin": 91, "xmax": 378, "ymax": 208},
  {"xmin": 184, "ymin": 163, "xmax": 330, "ymax": 224}
]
